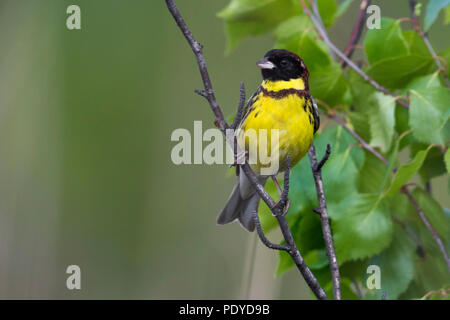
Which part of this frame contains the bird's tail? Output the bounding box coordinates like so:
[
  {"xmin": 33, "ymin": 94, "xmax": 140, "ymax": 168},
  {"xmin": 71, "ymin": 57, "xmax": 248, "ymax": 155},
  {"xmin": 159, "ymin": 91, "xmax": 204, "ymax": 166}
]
[{"xmin": 217, "ymin": 173, "xmax": 266, "ymax": 232}]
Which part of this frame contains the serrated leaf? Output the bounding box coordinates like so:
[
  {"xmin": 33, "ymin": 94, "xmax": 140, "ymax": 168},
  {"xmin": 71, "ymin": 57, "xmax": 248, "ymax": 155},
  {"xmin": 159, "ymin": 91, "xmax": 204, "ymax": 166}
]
[
  {"xmin": 364, "ymin": 225, "xmax": 415, "ymax": 300},
  {"xmin": 386, "ymin": 147, "xmax": 431, "ymax": 196},
  {"xmin": 364, "ymin": 18, "xmax": 409, "ymax": 64},
  {"xmin": 409, "ymin": 87, "xmax": 450, "ymax": 145},
  {"xmin": 218, "ymin": 0, "xmax": 302, "ymax": 52},
  {"xmin": 367, "ymin": 92, "xmax": 396, "ymax": 153},
  {"xmin": 333, "ymin": 194, "xmax": 393, "ymax": 263},
  {"xmin": 424, "ymin": 0, "xmax": 450, "ymax": 31}
]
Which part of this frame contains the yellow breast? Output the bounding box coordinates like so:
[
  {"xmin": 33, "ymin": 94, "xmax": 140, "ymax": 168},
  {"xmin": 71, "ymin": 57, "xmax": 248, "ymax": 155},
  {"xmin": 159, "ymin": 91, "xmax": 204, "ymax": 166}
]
[{"xmin": 238, "ymin": 78, "xmax": 315, "ymax": 175}]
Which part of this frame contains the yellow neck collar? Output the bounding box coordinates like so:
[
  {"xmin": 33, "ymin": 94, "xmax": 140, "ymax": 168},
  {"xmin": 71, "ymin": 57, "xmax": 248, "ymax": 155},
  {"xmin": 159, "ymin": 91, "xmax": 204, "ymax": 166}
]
[{"xmin": 262, "ymin": 78, "xmax": 306, "ymax": 92}]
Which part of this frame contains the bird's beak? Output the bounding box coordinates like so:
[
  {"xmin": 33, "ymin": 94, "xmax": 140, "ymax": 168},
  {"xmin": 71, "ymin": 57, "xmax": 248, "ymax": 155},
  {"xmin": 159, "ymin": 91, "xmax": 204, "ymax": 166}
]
[{"xmin": 257, "ymin": 58, "xmax": 275, "ymax": 70}]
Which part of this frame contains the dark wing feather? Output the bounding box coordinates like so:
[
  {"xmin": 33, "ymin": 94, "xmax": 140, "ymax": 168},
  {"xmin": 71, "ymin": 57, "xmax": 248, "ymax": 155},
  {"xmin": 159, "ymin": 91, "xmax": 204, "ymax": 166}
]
[
  {"xmin": 238, "ymin": 86, "xmax": 261, "ymax": 129},
  {"xmin": 311, "ymin": 96, "xmax": 320, "ymax": 133}
]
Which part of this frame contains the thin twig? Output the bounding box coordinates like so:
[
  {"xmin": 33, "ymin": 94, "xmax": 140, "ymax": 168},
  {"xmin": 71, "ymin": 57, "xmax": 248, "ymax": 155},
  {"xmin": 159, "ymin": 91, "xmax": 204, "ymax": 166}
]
[
  {"xmin": 342, "ymin": 0, "xmax": 371, "ymax": 67},
  {"xmin": 402, "ymin": 186, "xmax": 450, "ymax": 271},
  {"xmin": 300, "ymin": 0, "xmax": 409, "ymax": 109},
  {"xmin": 253, "ymin": 211, "xmax": 290, "ymax": 251},
  {"xmin": 409, "ymin": 0, "xmax": 450, "ymax": 88},
  {"xmin": 328, "ymin": 112, "xmax": 388, "ymax": 164},
  {"xmin": 165, "ymin": 0, "xmax": 229, "ymax": 132},
  {"xmin": 308, "ymin": 144, "xmax": 341, "ymax": 300},
  {"xmin": 165, "ymin": 0, "xmax": 328, "ymax": 300}
]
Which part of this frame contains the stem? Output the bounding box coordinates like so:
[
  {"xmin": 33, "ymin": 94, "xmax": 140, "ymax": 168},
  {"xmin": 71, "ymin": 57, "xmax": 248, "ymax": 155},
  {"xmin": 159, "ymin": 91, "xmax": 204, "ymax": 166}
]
[
  {"xmin": 409, "ymin": 0, "xmax": 450, "ymax": 88},
  {"xmin": 402, "ymin": 187, "xmax": 450, "ymax": 272},
  {"xmin": 308, "ymin": 144, "xmax": 341, "ymax": 300},
  {"xmin": 341, "ymin": 0, "xmax": 371, "ymax": 67}
]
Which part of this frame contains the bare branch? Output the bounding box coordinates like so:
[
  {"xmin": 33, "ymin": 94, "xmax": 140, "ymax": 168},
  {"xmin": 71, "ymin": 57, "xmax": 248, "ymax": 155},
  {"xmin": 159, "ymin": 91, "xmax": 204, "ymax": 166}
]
[
  {"xmin": 402, "ymin": 187, "xmax": 450, "ymax": 271},
  {"xmin": 409, "ymin": 0, "xmax": 450, "ymax": 88},
  {"xmin": 300, "ymin": 0, "xmax": 409, "ymax": 109},
  {"xmin": 165, "ymin": 0, "xmax": 229, "ymax": 131},
  {"xmin": 308, "ymin": 144, "xmax": 341, "ymax": 300},
  {"xmin": 342, "ymin": 0, "xmax": 371, "ymax": 67}
]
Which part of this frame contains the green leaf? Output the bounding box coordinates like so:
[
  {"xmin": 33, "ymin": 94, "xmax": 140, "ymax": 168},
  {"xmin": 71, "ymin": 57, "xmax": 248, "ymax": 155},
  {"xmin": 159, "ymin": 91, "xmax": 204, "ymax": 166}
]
[
  {"xmin": 367, "ymin": 93, "xmax": 396, "ymax": 153},
  {"xmin": 409, "ymin": 87, "xmax": 450, "ymax": 145},
  {"xmin": 424, "ymin": 0, "xmax": 450, "ymax": 31},
  {"xmin": 317, "ymin": 0, "xmax": 338, "ymax": 28},
  {"xmin": 364, "ymin": 18, "xmax": 409, "ymax": 64},
  {"xmin": 412, "ymin": 224, "xmax": 450, "ymax": 292},
  {"xmin": 364, "ymin": 225, "xmax": 415, "ymax": 300},
  {"xmin": 325, "ymin": 278, "xmax": 360, "ymax": 300},
  {"xmin": 386, "ymin": 147, "xmax": 431, "ymax": 196},
  {"xmin": 358, "ymin": 151, "xmax": 389, "ymax": 193},
  {"xmin": 385, "ymin": 192, "xmax": 411, "ymax": 220},
  {"xmin": 364, "ymin": 20, "xmax": 433, "ymax": 89},
  {"xmin": 404, "ymin": 73, "xmax": 441, "ymax": 92},
  {"xmin": 276, "ymin": 126, "xmax": 365, "ymax": 275},
  {"xmin": 274, "ymin": 17, "xmax": 330, "ymax": 70},
  {"xmin": 366, "ymin": 55, "xmax": 433, "ymax": 89},
  {"xmin": 333, "ymin": 194, "xmax": 393, "ymax": 263},
  {"xmin": 445, "ymin": 149, "xmax": 450, "ymax": 173},
  {"xmin": 304, "ymin": 249, "xmax": 329, "ymax": 270},
  {"xmin": 309, "ymin": 61, "xmax": 349, "ymax": 108},
  {"xmin": 411, "ymin": 188, "xmax": 450, "ymax": 241},
  {"xmin": 258, "ymin": 179, "xmax": 280, "ymax": 233},
  {"xmin": 411, "ymin": 142, "xmax": 446, "ymax": 182},
  {"xmin": 218, "ymin": 0, "xmax": 302, "ymax": 52}
]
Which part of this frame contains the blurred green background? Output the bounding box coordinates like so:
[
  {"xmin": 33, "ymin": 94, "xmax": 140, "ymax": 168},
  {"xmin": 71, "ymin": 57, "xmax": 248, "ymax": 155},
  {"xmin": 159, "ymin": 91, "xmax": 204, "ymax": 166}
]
[{"xmin": 0, "ymin": 0, "xmax": 448, "ymax": 299}]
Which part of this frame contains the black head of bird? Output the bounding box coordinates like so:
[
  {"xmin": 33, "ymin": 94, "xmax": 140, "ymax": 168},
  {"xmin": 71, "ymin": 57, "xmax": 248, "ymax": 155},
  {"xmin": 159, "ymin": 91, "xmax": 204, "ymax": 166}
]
[{"xmin": 256, "ymin": 49, "xmax": 309, "ymax": 82}]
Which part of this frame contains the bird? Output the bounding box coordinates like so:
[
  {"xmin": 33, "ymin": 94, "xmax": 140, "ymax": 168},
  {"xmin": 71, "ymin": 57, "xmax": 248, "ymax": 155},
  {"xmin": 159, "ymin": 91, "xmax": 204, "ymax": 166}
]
[{"xmin": 217, "ymin": 49, "xmax": 320, "ymax": 232}]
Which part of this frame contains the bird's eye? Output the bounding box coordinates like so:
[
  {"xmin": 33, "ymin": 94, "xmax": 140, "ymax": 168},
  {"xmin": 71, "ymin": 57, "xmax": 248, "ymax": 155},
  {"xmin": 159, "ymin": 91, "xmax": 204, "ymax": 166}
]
[{"xmin": 280, "ymin": 59, "xmax": 289, "ymax": 67}]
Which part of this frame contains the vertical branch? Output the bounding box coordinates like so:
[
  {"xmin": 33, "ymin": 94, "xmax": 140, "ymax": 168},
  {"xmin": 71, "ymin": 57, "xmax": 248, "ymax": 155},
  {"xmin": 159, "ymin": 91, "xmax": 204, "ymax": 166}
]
[
  {"xmin": 308, "ymin": 144, "xmax": 341, "ymax": 300},
  {"xmin": 341, "ymin": 0, "xmax": 371, "ymax": 67},
  {"xmin": 402, "ymin": 187, "xmax": 450, "ymax": 271},
  {"xmin": 409, "ymin": 0, "xmax": 450, "ymax": 88}
]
